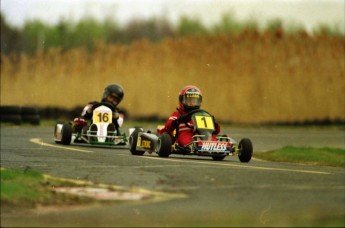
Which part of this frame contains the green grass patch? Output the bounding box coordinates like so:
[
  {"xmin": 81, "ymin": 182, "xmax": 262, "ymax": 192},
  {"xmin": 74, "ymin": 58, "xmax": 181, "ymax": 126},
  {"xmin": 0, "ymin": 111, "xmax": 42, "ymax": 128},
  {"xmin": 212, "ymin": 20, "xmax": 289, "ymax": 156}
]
[
  {"xmin": 1, "ymin": 168, "xmax": 50, "ymax": 207},
  {"xmin": 254, "ymin": 146, "xmax": 345, "ymax": 167},
  {"xmin": 0, "ymin": 167, "xmax": 96, "ymax": 208}
]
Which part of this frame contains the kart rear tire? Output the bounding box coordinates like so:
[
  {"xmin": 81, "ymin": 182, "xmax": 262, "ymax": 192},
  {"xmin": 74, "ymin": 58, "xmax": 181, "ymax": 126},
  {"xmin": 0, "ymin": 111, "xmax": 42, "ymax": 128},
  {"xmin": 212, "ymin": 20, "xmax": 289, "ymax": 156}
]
[
  {"xmin": 157, "ymin": 133, "xmax": 172, "ymax": 158},
  {"xmin": 238, "ymin": 138, "xmax": 253, "ymax": 162},
  {"xmin": 129, "ymin": 127, "xmax": 145, "ymax": 156},
  {"xmin": 61, "ymin": 123, "xmax": 72, "ymax": 145}
]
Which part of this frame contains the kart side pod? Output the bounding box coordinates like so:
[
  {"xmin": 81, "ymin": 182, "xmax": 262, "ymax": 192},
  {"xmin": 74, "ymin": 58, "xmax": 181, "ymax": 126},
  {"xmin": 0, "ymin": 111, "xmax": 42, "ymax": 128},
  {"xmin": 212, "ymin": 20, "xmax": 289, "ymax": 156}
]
[
  {"xmin": 136, "ymin": 132, "xmax": 159, "ymax": 152},
  {"xmin": 129, "ymin": 127, "xmax": 158, "ymax": 155}
]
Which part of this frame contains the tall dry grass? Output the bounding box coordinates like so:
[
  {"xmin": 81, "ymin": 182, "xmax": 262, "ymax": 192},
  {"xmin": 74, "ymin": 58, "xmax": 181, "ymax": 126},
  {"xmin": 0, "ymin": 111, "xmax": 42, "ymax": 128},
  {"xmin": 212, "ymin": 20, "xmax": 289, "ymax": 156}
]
[{"xmin": 1, "ymin": 32, "xmax": 344, "ymax": 124}]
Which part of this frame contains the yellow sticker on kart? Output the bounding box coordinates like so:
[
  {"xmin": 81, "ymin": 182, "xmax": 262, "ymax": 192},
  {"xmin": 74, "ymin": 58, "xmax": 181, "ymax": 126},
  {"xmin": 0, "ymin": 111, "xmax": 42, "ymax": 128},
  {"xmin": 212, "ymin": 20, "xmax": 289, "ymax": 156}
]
[
  {"xmin": 136, "ymin": 136, "xmax": 142, "ymax": 147},
  {"xmin": 194, "ymin": 115, "xmax": 215, "ymax": 130},
  {"xmin": 93, "ymin": 106, "xmax": 112, "ymax": 124},
  {"xmin": 141, "ymin": 140, "xmax": 151, "ymax": 149},
  {"xmin": 136, "ymin": 137, "xmax": 151, "ymax": 149}
]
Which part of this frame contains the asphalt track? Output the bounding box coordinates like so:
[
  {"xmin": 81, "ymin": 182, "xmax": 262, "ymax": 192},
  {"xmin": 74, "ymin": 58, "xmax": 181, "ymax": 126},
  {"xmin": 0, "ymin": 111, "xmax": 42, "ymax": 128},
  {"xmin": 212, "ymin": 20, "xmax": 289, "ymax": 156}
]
[{"xmin": 1, "ymin": 126, "xmax": 344, "ymax": 227}]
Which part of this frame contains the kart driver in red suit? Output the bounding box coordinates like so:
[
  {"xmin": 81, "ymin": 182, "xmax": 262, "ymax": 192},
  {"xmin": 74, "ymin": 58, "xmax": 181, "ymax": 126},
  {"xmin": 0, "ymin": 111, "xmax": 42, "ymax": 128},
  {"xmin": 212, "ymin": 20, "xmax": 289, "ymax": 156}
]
[{"xmin": 158, "ymin": 85, "xmax": 221, "ymax": 150}]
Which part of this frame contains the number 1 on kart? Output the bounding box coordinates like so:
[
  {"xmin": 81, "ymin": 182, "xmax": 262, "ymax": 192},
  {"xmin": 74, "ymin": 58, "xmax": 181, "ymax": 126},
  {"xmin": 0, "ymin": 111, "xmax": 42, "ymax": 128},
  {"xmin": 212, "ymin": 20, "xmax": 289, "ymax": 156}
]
[{"xmin": 195, "ymin": 115, "xmax": 215, "ymax": 130}]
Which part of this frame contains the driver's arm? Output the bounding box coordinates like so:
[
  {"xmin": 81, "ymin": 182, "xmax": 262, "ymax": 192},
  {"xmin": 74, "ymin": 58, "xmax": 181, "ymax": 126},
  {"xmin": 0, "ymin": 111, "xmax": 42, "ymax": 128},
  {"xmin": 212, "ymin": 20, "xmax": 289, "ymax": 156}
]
[
  {"xmin": 165, "ymin": 112, "xmax": 180, "ymax": 133},
  {"xmin": 81, "ymin": 101, "xmax": 97, "ymax": 120},
  {"xmin": 213, "ymin": 117, "xmax": 221, "ymax": 135}
]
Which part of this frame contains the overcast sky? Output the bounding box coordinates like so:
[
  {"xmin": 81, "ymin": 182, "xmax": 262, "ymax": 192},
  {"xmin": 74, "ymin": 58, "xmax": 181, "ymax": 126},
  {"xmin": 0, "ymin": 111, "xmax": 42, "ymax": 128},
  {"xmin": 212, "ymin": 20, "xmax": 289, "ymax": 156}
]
[{"xmin": 1, "ymin": 0, "xmax": 344, "ymax": 32}]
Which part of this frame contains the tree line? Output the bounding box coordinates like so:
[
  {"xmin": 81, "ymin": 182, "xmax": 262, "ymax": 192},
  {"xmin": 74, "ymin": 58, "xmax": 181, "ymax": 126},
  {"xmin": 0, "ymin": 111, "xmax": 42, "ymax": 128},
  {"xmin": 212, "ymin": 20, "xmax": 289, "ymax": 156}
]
[{"xmin": 1, "ymin": 12, "xmax": 342, "ymax": 55}]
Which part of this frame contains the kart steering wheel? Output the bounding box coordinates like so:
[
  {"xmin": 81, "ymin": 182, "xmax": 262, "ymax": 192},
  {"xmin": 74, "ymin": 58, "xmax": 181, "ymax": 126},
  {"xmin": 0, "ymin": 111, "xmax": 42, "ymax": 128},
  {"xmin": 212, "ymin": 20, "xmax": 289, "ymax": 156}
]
[
  {"xmin": 185, "ymin": 109, "xmax": 211, "ymax": 117},
  {"xmin": 183, "ymin": 109, "xmax": 212, "ymax": 128},
  {"xmin": 91, "ymin": 102, "xmax": 116, "ymax": 112}
]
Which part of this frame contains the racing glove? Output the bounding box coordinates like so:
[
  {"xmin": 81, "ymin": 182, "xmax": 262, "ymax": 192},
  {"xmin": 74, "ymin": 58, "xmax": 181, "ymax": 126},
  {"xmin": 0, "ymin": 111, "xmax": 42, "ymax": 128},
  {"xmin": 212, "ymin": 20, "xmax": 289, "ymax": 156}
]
[
  {"xmin": 172, "ymin": 114, "xmax": 189, "ymax": 127},
  {"xmin": 172, "ymin": 119, "xmax": 178, "ymax": 127},
  {"xmin": 113, "ymin": 111, "xmax": 120, "ymax": 120},
  {"xmin": 177, "ymin": 114, "xmax": 190, "ymax": 123}
]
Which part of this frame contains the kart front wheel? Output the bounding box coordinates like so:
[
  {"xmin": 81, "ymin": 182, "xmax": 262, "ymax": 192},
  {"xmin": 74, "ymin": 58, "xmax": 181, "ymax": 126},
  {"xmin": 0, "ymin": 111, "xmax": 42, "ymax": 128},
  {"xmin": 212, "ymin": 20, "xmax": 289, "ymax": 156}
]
[
  {"xmin": 238, "ymin": 138, "xmax": 253, "ymax": 162},
  {"xmin": 129, "ymin": 127, "xmax": 145, "ymax": 156},
  {"xmin": 157, "ymin": 133, "xmax": 172, "ymax": 158},
  {"xmin": 61, "ymin": 123, "xmax": 72, "ymax": 145}
]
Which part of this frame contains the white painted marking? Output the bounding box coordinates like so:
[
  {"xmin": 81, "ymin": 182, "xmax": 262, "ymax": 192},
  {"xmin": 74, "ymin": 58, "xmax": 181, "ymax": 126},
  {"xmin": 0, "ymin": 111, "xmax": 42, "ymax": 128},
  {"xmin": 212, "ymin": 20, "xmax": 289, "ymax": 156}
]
[
  {"xmin": 30, "ymin": 138, "xmax": 93, "ymax": 153},
  {"xmin": 142, "ymin": 156, "xmax": 331, "ymax": 175}
]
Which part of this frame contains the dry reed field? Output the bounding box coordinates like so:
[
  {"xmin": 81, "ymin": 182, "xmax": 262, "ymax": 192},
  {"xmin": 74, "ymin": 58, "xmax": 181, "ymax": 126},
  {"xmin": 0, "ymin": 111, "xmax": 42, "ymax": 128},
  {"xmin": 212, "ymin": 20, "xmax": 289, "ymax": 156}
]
[{"xmin": 1, "ymin": 32, "xmax": 344, "ymax": 124}]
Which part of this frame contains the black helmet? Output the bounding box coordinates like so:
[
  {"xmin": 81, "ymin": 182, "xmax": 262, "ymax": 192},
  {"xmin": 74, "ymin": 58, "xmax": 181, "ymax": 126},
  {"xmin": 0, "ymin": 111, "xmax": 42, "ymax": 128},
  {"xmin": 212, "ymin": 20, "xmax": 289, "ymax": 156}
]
[{"xmin": 101, "ymin": 84, "xmax": 124, "ymax": 106}]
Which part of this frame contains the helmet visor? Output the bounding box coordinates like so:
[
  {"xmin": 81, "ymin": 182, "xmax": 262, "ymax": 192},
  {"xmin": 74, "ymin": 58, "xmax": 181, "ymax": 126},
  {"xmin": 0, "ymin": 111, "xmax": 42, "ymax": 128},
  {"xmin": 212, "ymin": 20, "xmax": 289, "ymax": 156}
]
[
  {"xmin": 183, "ymin": 94, "xmax": 202, "ymax": 107},
  {"xmin": 107, "ymin": 94, "xmax": 119, "ymax": 106}
]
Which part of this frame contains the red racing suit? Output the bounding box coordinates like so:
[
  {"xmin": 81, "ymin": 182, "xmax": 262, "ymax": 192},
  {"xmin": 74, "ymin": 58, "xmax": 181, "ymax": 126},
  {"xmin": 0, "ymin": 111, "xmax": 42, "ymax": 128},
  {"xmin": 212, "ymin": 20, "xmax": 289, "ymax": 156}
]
[{"xmin": 158, "ymin": 109, "xmax": 221, "ymax": 147}]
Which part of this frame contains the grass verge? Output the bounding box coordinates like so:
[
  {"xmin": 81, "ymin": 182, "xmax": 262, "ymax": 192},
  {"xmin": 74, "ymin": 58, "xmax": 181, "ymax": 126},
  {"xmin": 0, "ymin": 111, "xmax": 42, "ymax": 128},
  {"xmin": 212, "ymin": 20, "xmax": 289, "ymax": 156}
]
[
  {"xmin": 254, "ymin": 146, "xmax": 345, "ymax": 167},
  {"xmin": 0, "ymin": 167, "xmax": 97, "ymax": 209}
]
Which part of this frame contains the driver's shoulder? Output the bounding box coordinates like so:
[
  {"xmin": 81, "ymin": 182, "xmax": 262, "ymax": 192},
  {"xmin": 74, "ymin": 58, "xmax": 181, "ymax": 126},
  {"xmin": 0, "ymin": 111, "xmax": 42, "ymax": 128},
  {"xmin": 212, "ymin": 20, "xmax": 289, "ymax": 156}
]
[
  {"xmin": 171, "ymin": 111, "xmax": 182, "ymax": 117},
  {"xmin": 89, "ymin": 101, "xmax": 98, "ymax": 105}
]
